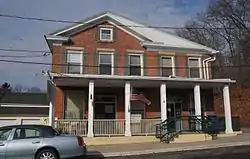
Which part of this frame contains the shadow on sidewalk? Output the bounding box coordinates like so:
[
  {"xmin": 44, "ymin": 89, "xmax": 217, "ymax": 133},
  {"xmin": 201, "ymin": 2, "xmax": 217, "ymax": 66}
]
[{"xmin": 85, "ymin": 151, "xmax": 105, "ymax": 159}]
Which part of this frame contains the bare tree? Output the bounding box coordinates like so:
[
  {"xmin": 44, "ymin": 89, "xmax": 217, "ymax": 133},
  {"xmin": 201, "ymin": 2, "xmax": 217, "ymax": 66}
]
[
  {"xmin": 11, "ymin": 84, "xmax": 45, "ymax": 93},
  {"xmin": 177, "ymin": 0, "xmax": 250, "ymax": 81},
  {"xmin": 0, "ymin": 83, "xmax": 10, "ymax": 102}
]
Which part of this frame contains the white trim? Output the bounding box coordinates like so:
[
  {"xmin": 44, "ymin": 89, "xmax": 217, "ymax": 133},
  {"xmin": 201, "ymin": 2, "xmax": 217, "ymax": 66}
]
[
  {"xmin": 128, "ymin": 53, "xmax": 144, "ymax": 76},
  {"xmin": 53, "ymin": 14, "xmax": 107, "ymax": 36},
  {"xmin": 66, "ymin": 50, "xmax": 84, "ymax": 74},
  {"xmin": 98, "ymin": 52, "xmax": 114, "ymax": 75},
  {"xmin": 52, "ymin": 73, "xmax": 236, "ymax": 84},
  {"xmin": 52, "ymin": 13, "xmax": 144, "ymax": 41},
  {"xmin": 107, "ymin": 21, "xmax": 144, "ymax": 41},
  {"xmin": 100, "ymin": 27, "xmax": 114, "ymax": 41},
  {"xmin": 160, "ymin": 56, "xmax": 175, "ymax": 76},
  {"xmin": 188, "ymin": 57, "xmax": 202, "ymax": 79},
  {"xmin": 0, "ymin": 104, "xmax": 49, "ymax": 108}
]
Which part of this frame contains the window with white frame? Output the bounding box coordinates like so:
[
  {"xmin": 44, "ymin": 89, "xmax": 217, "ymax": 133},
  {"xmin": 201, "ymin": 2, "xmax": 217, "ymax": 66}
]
[
  {"xmin": 161, "ymin": 56, "xmax": 174, "ymax": 77},
  {"xmin": 188, "ymin": 58, "xmax": 201, "ymax": 78},
  {"xmin": 100, "ymin": 28, "xmax": 113, "ymax": 41},
  {"xmin": 129, "ymin": 54, "xmax": 142, "ymax": 76},
  {"xmin": 99, "ymin": 53, "xmax": 113, "ymax": 75},
  {"xmin": 66, "ymin": 50, "xmax": 82, "ymax": 74}
]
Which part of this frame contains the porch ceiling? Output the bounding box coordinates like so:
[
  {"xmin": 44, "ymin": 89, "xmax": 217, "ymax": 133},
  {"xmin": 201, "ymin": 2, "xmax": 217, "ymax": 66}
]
[{"xmin": 52, "ymin": 73, "xmax": 236, "ymax": 88}]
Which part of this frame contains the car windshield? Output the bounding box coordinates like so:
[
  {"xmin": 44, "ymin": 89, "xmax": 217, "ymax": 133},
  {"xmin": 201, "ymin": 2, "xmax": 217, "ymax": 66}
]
[{"xmin": 0, "ymin": 128, "xmax": 12, "ymax": 141}]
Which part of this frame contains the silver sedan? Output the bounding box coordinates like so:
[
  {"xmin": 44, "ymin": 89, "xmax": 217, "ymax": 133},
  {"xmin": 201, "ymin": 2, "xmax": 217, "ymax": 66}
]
[{"xmin": 0, "ymin": 124, "xmax": 87, "ymax": 159}]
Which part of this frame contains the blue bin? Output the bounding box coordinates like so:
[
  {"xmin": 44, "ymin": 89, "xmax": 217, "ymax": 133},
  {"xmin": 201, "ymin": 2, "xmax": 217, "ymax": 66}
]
[{"xmin": 207, "ymin": 115, "xmax": 220, "ymax": 134}]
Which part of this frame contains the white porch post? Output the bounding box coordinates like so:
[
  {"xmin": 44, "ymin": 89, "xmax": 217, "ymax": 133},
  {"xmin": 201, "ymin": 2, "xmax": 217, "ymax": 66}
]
[
  {"xmin": 49, "ymin": 81, "xmax": 55, "ymax": 128},
  {"xmin": 125, "ymin": 81, "xmax": 131, "ymax": 136},
  {"xmin": 160, "ymin": 83, "xmax": 167, "ymax": 121},
  {"xmin": 223, "ymin": 85, "xmax": 233, "ymax": 134},
  {"xmin": 194, "ymin": 85, "xmax": 202, "ymax": 117},
  {"xmin": 87, "ymin": 81, "xmax": 94, "ymax": 137}
]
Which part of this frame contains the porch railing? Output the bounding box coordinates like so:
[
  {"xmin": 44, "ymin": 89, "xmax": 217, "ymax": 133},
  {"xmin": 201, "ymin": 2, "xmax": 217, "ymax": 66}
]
[
  {"xmin": 54, "ymin": 119, "xmax": 88, "ymax": 136},
  {"xmin": 94, "ymin": 119, "xmax": 125, "ymax": 137},
  {"xmin": 131, "ymin": 119, "xmax": 162, "ymax": 136},
  {"xmin": 53, "ymin": 119, "xmax": 161, "ymax": 137}
]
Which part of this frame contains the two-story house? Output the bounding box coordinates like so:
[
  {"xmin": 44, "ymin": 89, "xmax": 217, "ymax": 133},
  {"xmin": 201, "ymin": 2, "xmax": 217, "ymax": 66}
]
[{"xmin": 45, "ymin": 11, "xmax": 235, "ymax": 137}]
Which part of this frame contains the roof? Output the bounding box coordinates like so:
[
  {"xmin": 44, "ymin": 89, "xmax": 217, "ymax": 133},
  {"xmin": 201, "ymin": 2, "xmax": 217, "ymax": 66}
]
[
  {"xmin": 48, "ymin": 11, "xmax": 217, "ymax": 53},
  {"xmin": 0, "ymin": 92, "xmax": 48, "ymax": 105}
]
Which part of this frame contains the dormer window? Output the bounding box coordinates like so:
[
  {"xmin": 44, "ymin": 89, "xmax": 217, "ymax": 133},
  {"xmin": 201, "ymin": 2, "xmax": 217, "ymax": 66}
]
[{"xmin": 100, "ymin": 28, "xmax": 113, "ymax": 41}]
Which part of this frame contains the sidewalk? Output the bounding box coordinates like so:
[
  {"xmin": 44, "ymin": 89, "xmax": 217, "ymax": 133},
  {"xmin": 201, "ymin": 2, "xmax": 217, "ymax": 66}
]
[{"xmin": 87, "ymin": 133, "xmax": 250, "ymax": 157}]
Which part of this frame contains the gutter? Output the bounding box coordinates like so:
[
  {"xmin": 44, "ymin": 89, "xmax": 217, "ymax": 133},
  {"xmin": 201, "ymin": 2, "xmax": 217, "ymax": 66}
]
[{"xmin": 202, "ymin": 51, "xmax": 219, "ymax": 79}]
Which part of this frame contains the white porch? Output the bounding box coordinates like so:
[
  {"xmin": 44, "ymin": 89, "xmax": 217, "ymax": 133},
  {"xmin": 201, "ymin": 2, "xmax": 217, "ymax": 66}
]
[{"xmin": 49, "ymin": 74, "xmax": 236, "ymax": 137}]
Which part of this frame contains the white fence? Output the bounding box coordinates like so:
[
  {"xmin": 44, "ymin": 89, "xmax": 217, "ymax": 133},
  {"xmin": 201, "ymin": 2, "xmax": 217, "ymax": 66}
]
[
  {"xmin": 54, "ymin": 119, "xmax": 161, "ymax": 137},
  {"xmin": 0, "ymin": 117, "xmax": 49, "ymax": 127}
]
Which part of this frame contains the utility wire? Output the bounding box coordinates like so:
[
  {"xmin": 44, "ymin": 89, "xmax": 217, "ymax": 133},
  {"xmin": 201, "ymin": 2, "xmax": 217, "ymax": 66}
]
[
  {"xmin": 0, "ymin": 59, "xmax": 245, "ymax": 69},
  {"xmin": 0, "ymin": 48, "xmax": 50, "ymax": 53},
  {"xmin": 0, "ymin": 13, "xmax": 235, "ymax": 30}
]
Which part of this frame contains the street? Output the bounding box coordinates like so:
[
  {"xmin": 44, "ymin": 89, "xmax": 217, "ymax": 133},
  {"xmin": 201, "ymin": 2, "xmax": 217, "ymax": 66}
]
[{"xmin": 85, "ymin": 145, "xmax": 250, "ymax": 159}]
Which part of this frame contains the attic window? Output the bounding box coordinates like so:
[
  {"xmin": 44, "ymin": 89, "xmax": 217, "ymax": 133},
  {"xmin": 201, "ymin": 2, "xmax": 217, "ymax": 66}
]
[{"xmin": 100, "ymin": 28, "xmax": 113, "ymax": 41}]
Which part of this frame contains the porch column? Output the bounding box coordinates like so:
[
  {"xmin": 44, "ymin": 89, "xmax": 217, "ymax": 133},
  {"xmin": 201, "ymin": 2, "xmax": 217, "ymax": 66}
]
[
  {"xmin": 160, "ymin": 83, "xmax": 167, "ymax": 121},
  {"xmin": 87, "ymin": 81, "xmax": 94, "ymax": 137},
  {"xmin": 125, "ymin": 81, "xmax": 131, "ymax": 136},
  {"xmin": 48, "ymin": 81, "xmax": 55, "ymax": 128},
  {"xmin": 223, "ymin": 85, "xmax": 233, "ymax": 134},
  {"xmin": 194, "ymin": 85, "xmax": 202, "ymax": 117}
]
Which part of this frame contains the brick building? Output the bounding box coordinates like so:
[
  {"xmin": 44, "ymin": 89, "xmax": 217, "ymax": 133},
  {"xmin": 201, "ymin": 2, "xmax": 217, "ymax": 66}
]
[{"xmin": 45, "ymin": 11, "xmax": 235, "ymax": 137}]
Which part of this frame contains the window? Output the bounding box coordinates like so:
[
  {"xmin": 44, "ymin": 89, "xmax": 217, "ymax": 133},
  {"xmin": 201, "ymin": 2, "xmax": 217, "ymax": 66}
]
[
  {"xmin": 64, "ymin": 91, "xmax": 85, "ymax": 119},
  {"xmin": 100, "ymin": 28, "xmax": 113, "ymax": 41},
  {"xmin": 161, "ymin": 57, "xmax": 174, "ymax": 76},
  {"xmin": 99, "ymin": 53, "xmax": 113, "ymax": 75},
  {"xmin": 13, "ymin": 128, "xmax": 41, "ymax": 140},
  {"xmin": 188, "ymin": 58, "xmax": 201, "ymax": 78},
  {"xmin": 0, "ymin": 128, "xmax": 12, "ymax": 141},
  {"xmin": 66, "ymin": 50, "xmax": 82, "ymax": 74},
  {"xmin": 129, "ymin": 55, "xmax": 142, "ymax": 76}
]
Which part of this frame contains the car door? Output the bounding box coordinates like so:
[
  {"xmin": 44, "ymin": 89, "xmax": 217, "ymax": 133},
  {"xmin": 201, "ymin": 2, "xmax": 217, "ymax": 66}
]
[
  {"xmin": 6, "ymin": 127, "xmax": 43, "ymax": 159},
  {"xmin": 0, "ymin": 128, "xmax": 13, "ymax": 159}
]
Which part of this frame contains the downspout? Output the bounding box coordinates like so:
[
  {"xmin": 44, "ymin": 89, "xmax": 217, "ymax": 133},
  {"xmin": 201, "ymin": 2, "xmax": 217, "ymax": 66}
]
[
  {"xmin": 202, "ymin": 51, "xmax": 219, "ymax": 79},
  {"xmin": 202, "ymin": 57, "xmax": 212, "ymax": 79},
  {"xmin": 205, "ymin": 56, "xmax": 216, "ymax": 79}
]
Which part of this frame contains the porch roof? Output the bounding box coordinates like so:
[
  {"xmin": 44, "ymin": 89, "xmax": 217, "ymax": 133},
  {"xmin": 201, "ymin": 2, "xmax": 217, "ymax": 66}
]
[{"xmin": 51, "ymin": 73, "xmax": 236, "ymax": 88}]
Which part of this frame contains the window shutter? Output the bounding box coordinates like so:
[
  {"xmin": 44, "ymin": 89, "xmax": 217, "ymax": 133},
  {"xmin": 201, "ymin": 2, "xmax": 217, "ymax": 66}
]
[
  {"xmin": 62, "ymin": 50, "xmax": 67, "ymax": 73},
  {"xmin": 83, "ymin": 52, "xmax": 88, "ymax": 74},
  {"xmin": 124, "ymin": 53, "xmax": 129, "ymax": 76},
  {"xmin": 157, "ymin": 54, "xmax": 161, "ymax": 76},
  {"xmin": 143, "ymin": 54, "xmax": 147, "ymax": 76},
  {"xmin": 113, "ymin": 51, "xmax": 118, "ymax": 75},
  {"xmin": 94, "ymin": 52, "xmax": 99, "ymax": 74},
  {"xmin": 112, "ymin": 27, "xmax": 116, "ymax": 42},
  {"xmin": 95, "ymin": 27, "xmax": 100, "ymax": 42}
]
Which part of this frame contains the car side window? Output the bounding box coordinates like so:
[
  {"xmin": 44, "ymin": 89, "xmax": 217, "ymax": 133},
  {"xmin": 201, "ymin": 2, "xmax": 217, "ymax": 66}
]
[
  {"xmin": 13, "ymin": 128, "xmax": 41, "ymax": 140},
  {"xmin": 0, "ymin": 128, "xmax": 12, "ymax": 141}
]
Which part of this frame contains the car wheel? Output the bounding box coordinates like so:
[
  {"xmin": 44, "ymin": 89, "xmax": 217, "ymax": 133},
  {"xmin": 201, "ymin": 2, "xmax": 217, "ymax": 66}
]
[{"xmin": 36, "ymin": 149, "xmax": 58, "ymax": 159}]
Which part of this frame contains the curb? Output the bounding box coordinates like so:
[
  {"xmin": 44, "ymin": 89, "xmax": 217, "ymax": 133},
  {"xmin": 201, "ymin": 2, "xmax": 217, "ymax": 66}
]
[{"xmin": 87, "ymin": 141, "xmax": 250, "ymax": 157}]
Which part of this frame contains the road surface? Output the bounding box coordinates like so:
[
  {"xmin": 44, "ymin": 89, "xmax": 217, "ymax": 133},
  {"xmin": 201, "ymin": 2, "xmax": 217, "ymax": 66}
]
[{"xmin": 85, "ymin": 145, "xmax": 250, "ymax": 159}]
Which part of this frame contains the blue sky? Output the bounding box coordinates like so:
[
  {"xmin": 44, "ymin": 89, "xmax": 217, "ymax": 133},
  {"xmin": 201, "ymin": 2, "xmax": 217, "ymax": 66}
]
[{"xmin": 0, "ymin": 0, "xmax": 210, "ymax": 89}]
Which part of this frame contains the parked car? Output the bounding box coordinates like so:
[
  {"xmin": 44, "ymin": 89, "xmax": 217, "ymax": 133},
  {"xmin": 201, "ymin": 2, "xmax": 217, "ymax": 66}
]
[{"xmin": 0, "ymin": 124, "xmax": 87, "ymax": 159}]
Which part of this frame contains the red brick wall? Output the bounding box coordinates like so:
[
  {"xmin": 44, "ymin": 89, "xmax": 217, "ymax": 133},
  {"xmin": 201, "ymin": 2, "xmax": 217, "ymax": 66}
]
[
  {"xmin": 54, "ymin": 87, "xmax": 64, "ymax": 119},
  {"xmin": 51, "ymin": 21, "xmax": 214, "ymax": 118},
  {"xmin": 214, "ymin": 84, "xmax": 250, "ymax": 127},
  {"xmin": 176, "ymin": 53, "xmax": 187, "ymax": 77}
]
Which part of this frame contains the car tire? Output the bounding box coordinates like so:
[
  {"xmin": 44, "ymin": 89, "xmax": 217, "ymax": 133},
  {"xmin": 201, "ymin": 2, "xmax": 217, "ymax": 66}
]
[{"xmin": 35, "ymin": 148, "xmax": 58, "ymax": 159}]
